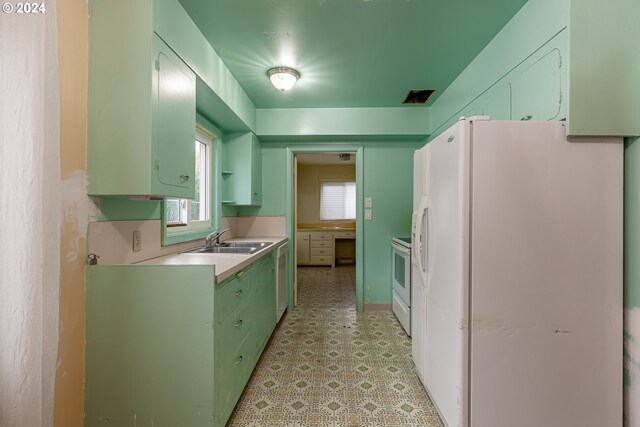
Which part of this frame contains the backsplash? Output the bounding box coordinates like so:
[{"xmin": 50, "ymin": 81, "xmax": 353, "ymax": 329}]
[
  {"xmin": 87, "ymin": 216, "xmax": 286, "ymax": 264},
  {"xmin": 237, "ymin": 216, "xmax": 286, "ymax": 237}
]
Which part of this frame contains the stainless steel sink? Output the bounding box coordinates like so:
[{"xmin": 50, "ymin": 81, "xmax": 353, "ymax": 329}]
[
  {"xmin": 226, "ymin": 241, "xmax": 272, "ymax": 249},
  {"xmin": 188, "ymin": 246, "xmax": 255, "ymax": 254},
  {"xmin": 184, "ymin": 241, "xmax": 272, "ymax": 255}
]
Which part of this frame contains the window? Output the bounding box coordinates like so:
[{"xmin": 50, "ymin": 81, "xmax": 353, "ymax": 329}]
[
  {"xmin": 166, "ymin": 126, "xmax": 214, "ymax": 233},
  {"xmin": 320, "ymin": 181, "xmax": 356, "ymax": 221}
]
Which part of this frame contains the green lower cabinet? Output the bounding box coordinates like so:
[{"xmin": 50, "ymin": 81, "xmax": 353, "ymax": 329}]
[
  {"xmin": 86, "ymin": 251, "xmax": 278, "ymax": 427},
  {"xmin": 214, "ymin": 265, "xmax": 254, "ymax": 324},
  {"xmin": 214, "ymin": 331, "xmax": 254, "ymax": 426},
  {"xmin": 85, "ymin": 265, "xmax": 216, "ymax": 427},
  {"xmin": 214, "ymin": 255, "xmax": 275, "ymax": 425}
]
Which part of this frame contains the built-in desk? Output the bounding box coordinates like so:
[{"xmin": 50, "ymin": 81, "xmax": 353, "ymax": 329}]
[
  {"xmin": 296, "ymin": 225, "xmax": 356, "ymax": 267},
  {"xmin": 331, "ymin": 230, "xmax": 356, "ymax": 267}
]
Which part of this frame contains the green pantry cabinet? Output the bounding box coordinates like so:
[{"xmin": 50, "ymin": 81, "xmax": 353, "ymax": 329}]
[
  {"xmin": 85, "ymin": 252, "xmax": 277, "ymax": 427},
  {"xmin": 222, "ymin": 133, "xmax": 262, "ymax": 206},
  {"xmin": 88, "ymin": 1, "xmax": 196, "ymax": 198}
]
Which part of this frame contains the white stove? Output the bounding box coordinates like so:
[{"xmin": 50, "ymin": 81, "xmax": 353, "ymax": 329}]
[{"xmin": 391, "ymin": 237, "xmax": 411, "ymax": 336}]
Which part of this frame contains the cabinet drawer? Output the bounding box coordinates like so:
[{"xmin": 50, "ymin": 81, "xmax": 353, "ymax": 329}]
[
  {"xmin": 217, "ymin": 302, "xmax": 253, "ymax": 360},
  {"xmin": 311, "ymin": 240, "xmax": 331, "ymax": 248},
  {"xmin": 311, "ymin": 247, "xmax": 332, "ymax": 257},
  {"xmin": 333, "ymin": 231, "xmax": 355, "ymax": 238},
  {"xmin": 215, "ymin": 266, "xmax": 253, "ymax": 324},
  {"xmin": 216, "ymin": 331, "xmax": 254, "ymax": 425},
  {"xmin": 310, "ymin": 232, "xmax": 332, "ymax": 241},
  {"xmin": 310, "ymin": 256, "xmax": 332, "ymax": 265}
]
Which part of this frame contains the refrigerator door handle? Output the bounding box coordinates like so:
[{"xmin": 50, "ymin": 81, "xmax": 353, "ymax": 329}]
[
  {"xmin": 420, "ymin": 202, "xmax": 429, "ymax": 286},
  {"xmin": 417, "ymin": 199, "xmax": 428, "ymax": 284},
  {"xmin": 424, "ymin": 204, "xmax": 429, "ymax": 274},
  {"xmin": 413, "ymin": 197, "xmax": 425, "ymax": 267}
]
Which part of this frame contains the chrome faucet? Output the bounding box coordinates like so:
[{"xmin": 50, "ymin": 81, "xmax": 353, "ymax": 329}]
[{"xmin": 205, "ymin": 228, "xmax": 230, "ymax": 248}]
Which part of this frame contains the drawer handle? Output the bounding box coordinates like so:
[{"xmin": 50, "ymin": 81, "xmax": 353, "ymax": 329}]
[
  {"xmin": 235, "ymin": 289, "xmax": 243, "ymax": 297},
  {"xmin": 235, "ymin": 319, "xmax": 243, "ymax": 328},
  {"xmin": 236, "ymin": 271, "xmax": 243, "ymax": 278},
  {"xmin": 235, "ymin": 356, "xmax": 243, "ymax": 365},
  {"xmin": 179, "ymin": 174, "xmax": 190, "ymax": 182}
]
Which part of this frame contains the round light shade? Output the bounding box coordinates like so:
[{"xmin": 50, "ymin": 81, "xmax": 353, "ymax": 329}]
[{"xmin": 267, "ymin": 67, "xmax": 300, "ymax": 91}]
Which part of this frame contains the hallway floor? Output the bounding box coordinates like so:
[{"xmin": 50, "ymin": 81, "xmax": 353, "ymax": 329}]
[{"xmin": 227, "ymin": 265, "xmax": 444, "ymax": 427}]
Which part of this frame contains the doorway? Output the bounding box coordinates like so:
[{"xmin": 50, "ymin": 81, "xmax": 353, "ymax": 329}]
[{"xmin": 286, "ymin": 146, "xmax": 364, "ymax": 312}]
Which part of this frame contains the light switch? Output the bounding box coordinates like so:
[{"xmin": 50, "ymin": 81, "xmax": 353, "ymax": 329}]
[
  {"xmin": 365, "ymin": 197, "xmax": 372, "ymax": 208},
  {"xmin": 365, "ymin": 209, "xmax": 372, "ymax": 220},
  {"xmin": 133, "ymin": 230, "xmax": 142, "ymax": 252}
]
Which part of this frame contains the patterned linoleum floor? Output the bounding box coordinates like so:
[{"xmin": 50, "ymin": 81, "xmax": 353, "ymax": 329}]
[{"xmin": 227, "ymin": 265, "xmax": 444, "ymax": 427}]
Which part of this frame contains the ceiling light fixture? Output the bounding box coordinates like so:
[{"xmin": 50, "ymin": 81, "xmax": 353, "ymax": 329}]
[{"xmin": 267, "ymin": 67, "xmax": 300, "ymax": 91}]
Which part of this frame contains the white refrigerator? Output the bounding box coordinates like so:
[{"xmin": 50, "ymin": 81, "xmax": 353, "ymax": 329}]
[{"xmin": 411, "ymin": 117, "xmax": 622, "ymax": 427}]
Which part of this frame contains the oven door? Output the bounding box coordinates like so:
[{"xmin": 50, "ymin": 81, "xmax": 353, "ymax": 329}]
[{"xmin": 391, "ymin": 242, "xmax": 411, "ymax": 307}]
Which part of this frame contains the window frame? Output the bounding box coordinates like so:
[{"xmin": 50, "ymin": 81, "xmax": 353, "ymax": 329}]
[
  {"xmin": 319, "ymin": 179, "xmax": 357, "ymax": 222},
  {"xmin": 161, "ymin": 124, "xmax": 217, "ymax": 246}
]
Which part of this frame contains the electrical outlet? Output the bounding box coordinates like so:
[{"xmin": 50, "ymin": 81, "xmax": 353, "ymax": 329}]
[
  {"xmin": 365, "ymin": 209, "xmax": 372, "ymax": 220},
  {"xmin": 132, "ymin": 230, "xmax": 142, "ymax": 252},
  {"xmin": 365, "ymin": 197, "xmax": 372, "ymax": 208}
]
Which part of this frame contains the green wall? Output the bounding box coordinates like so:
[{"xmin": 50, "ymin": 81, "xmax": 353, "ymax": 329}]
[
  {"xmin": 360, "ymin": 143, "xmax": 417, "ymax": 302},
  {"xmin": 241, "ymin": 141, "xmax": 420, "ymax": 305},
  {"xmin": 95, "ymin": 198, "xmax": 162, "ymax": 221},
  {"xmin": 257, "ymin": 108, "xmax": 429, "ymax": 140}
]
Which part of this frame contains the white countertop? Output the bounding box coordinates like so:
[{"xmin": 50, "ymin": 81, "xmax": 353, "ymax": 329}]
[{"xmin": 136, "ymin": 237, "xmax": 288, "ymax": 283}]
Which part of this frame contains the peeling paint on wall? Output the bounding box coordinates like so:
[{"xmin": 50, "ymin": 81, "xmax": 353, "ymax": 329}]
[
  {"xmin": 62, "ymin": 170, "xmax": 101, "ymax": 233},
  {"xmin": 61, "ymin": 170, "xmax": 100, "ymax": 263}
]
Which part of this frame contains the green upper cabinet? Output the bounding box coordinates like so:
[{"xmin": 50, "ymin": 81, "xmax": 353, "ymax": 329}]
[
  {"xmin": 479, "ymin": 81, "xmax": 512, "ymax": 121},
  {"xmin": 429, "ymin": 0, "xmax": 639, "ymax": 138},
  {"xmin": 222, "ymin": 132, "xmax": 262, "ymax": 206},
  {"xmin": 154, "ymin": 36, "xmax": 196, "ymax": 192},
  {"xmin": 88, "ymin": 0, "xmax": 196, "ymax": 198},
  {"xmin": 511, "ymin": 48, "xmax": 562, "ymax": 122},
  {"xmin": 567, "ymin": 0, "xmax": 640, "ymax": 136}
]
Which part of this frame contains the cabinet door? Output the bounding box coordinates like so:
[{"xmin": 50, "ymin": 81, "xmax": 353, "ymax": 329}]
[
  {"xmin": 511, "ymin": 48, "xmax": 562, "ymax": 122},
  {"xmin": 254, "ymin": 256, "xmax": 276, "ymax": 355},
  {"xmin": 86, "ymin": 266, "xmax": 215, "ymax": 427},
  {"xmin": 297, "ymin": 232, "xmax": 310, "ymax": 265},
  {"xmin": 221, "ymin": 132, "xmax": 262, "ymax": 206},
  {"xmin": 251, "ymin": 135, "xmax": 262, "ymax": 204},
  {"xmin": 154, "ymin": 36, "xmax": 196, "ymax": 194},
  {"xmin": 480, "ymin": 81, "xmax": 512, "ymax": 120}
]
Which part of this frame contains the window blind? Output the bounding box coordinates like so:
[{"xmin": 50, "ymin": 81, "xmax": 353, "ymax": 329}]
[{"xmin": 320, "ymin": 181, "xmax": 356, "ymax": 220}]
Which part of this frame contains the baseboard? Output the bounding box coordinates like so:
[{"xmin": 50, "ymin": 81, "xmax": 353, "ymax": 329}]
[{"xmin": 364, "ymin": 303, "xmax": 392, "ymax": 312}]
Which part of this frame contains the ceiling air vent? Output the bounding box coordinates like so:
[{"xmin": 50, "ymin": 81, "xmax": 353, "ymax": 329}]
[{"xmin": 402, "ymin": 89, "xmax": 436, "ymax": 104}]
